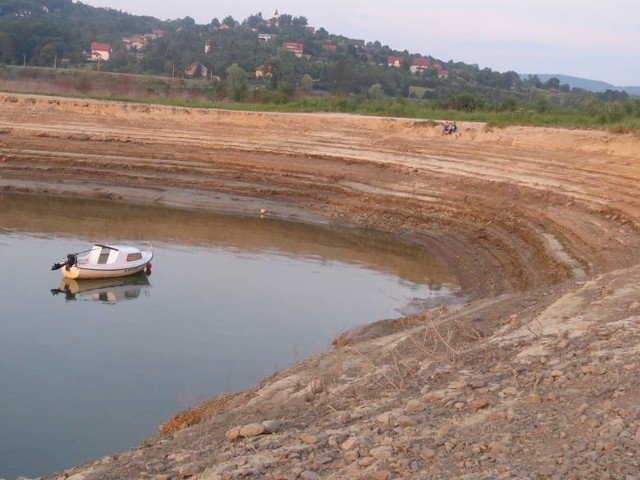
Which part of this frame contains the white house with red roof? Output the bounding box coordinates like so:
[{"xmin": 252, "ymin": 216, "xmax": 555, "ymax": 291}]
[
  {"xmin": 387, "ymin": 56, "xmax": 404, "ymax": 68},
  {"xmin": 283, "ymin": 42, "xmax": 304, "ymax": 57},
  {"xmin": 410, "ymin": 57, "xmax": 431, "ymax": 73},
  {"xmin": 89, "ymin": 42, "xmax": 111, "ymax": 61}
]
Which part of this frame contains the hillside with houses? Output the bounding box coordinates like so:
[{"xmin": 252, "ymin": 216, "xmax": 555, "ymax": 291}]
[
  {"xmin": 0, "ymin": 0, "xmax": 637, "ymax": 115},
  {"xmin": 81, "ymin": 8, "xmax": 464, "ymax": 98}
]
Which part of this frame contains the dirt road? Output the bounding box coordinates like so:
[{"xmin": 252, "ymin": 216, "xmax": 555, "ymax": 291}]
[{"xmin": 2, "ymin": 93, "xmax": 640, "ymax": 479}]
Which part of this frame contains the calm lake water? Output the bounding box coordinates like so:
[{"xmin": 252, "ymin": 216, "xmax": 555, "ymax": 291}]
[{"xmin": 0, "ymin": 193, "xmax": 460, "ymax": 479}]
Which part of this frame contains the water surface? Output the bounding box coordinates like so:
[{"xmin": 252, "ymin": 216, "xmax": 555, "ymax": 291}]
[{"xmin": 0, "ymin": 193, "xmax": 459, "ymax": 479}]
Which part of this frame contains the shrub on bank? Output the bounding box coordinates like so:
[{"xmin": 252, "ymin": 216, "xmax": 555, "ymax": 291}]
[{"xmin": 1, "ymin": 66, "xmax": 638, "ymax": 131}]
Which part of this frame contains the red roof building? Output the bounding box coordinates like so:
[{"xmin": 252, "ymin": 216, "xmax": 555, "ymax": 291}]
[
  {"xmin": 89, "ymin": 42, "xmax": 111, "ymax": 61},
  {"xmin": 410, "ymin": 57, "xmax": 431, "ymax": 73},
  {"xmin": 283, "ymin": 42, "xmax": 304, "ymax": 57},
  {"xmin": 387, "ymin": 56, "xmax": 404, "ymax": 68}
]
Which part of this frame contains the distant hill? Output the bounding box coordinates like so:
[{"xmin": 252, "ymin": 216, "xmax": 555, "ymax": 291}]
[
  {"xmin": 2, "ymin": 0, "xmax": 639, "ymax": 102},
  {"xmin": 522, "ymin": 74, "xmax": 640, "ymax": 96}
]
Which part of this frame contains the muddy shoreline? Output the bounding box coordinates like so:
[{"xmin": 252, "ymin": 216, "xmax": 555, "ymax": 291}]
[{"xmin": 2, "ymin": 93, "xmax": 640, "ymax": 479}]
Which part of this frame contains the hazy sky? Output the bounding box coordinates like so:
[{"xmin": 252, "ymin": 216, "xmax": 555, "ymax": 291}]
[{"xmin": 83, "ymin": 0, "xmax": 640, "ymax": 86}]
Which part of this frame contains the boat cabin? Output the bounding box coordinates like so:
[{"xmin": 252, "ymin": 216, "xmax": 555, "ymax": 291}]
[{"xmin": 85, "ymin": 245, "xmax": 143, "ymax": 265}]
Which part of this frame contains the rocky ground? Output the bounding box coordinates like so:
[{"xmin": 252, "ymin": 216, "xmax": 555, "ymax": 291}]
[{"xmin": 1, "ymin": 93, "xmax": 640, "ymax": 479}]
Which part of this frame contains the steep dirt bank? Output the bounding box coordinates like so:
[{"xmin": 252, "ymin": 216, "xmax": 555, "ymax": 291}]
[{"xmin": 2, "ymin": 94, "xmax": 640, "ymax": 479}]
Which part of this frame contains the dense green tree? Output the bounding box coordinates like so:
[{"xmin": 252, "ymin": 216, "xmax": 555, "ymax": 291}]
[
  {"xmin": 278, "ymin": 14, "xmax": 292, "ymax": 29},
  {"xmin": 225, "ymin": 62, "xmax": 247, "ymax": 100},
  {"xmin": 314, "ymin": 27, "xmax": 329, "ymax": 41},
  {"xmin": 544, "ymin": 77, "xmax": 560, "ymax": 90},
  {"xmin": 327, "ymin": 56, "xmax": 357, "ymax": 93},
  {"xmin": 368, "ymin": 83, "xmax": 384, "ymax": 99},
  {"xmin": 292, "ymin": 16, "xmax": 308, "ymax": 29},
  {"xmin": 301, "ymin": 73, "xmax": 313, "ymax": 94},
  {"xmin": 245, "ymin": 13, "xmax": 262, "ymax": 29},
  {"xmin": 222, "ymin": 15, "xmax": 236, "ymax": 28}
]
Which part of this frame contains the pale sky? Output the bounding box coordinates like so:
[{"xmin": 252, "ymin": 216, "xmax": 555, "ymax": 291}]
[{"xmin": 83, "ymin": 0, "xmax": 640, "ymax": 86}]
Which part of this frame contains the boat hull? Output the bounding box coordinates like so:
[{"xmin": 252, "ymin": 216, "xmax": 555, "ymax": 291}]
[{"xmin": 61, "ymin": 261, "xmax": 151, "ymax": 279}]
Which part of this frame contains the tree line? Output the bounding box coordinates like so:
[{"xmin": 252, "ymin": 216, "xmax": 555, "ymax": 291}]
[{"xmin": 1, "ymin": 0, "xmax": 638, "ymax": 127}]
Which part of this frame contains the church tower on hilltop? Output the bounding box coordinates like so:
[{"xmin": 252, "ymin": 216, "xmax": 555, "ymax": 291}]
[{"xmin": 269, "ymin": 8, "xmax": 280, "ymax": 27}]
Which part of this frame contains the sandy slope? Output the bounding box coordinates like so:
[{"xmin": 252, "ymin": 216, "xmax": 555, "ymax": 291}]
[{"xmin": 2, "ymin": 93, "xmax": 640, "ymax": 479}]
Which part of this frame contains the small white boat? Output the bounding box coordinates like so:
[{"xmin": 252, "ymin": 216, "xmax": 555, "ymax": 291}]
[{"xmin": 51, "ymin": 244, "xmax": 153, "ymax": 279}]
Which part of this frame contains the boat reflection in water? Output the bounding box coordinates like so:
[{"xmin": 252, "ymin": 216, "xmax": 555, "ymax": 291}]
[{"xmin": 51, "ymin": 272, "xmax": 151, "ymax": 305}]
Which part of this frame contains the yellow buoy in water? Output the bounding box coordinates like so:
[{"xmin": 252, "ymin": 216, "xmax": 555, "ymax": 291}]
[{"xmin": 259, "ymin": 208, "xmax": 266, "ymax": 218}]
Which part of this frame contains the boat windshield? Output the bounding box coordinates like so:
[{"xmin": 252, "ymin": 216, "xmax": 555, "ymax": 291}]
[{"xmin": 98, "ymin": 249, "xmax": 110, "ymax": 264}]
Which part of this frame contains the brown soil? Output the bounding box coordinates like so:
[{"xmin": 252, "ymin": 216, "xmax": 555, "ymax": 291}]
[{"xmin": 2, "ymin": 93, "xmax": 640, "ymax": 480}]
